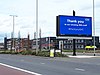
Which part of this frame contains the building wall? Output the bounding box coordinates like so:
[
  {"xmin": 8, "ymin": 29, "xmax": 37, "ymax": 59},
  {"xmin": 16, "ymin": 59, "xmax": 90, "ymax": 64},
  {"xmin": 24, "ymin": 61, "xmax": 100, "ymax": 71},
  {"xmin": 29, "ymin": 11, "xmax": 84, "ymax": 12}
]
[
  {"xmin": 0, "ymin": 43, "xmax": 4, "ymax": 50},
  {"xmin": 57, "ymin": 36, "xmax": 99, "ymax": 50},
  {"xmin": 5, "ymin": 36, "xmax": 100, "ymax": 50},
  {"xmin": 6, "ymin": 38, "xmax": 32, "ymax": 50},
  {"xmin": 7, "ymin": 39, "xmax": 12, "ymax": 50},
  {"xmin": 4, "ymin": 37, "xmax": 7, "ymax": 50},
  {"xmin": 32, "ymin": 37, "xmax": 56, "ymax": 50}
]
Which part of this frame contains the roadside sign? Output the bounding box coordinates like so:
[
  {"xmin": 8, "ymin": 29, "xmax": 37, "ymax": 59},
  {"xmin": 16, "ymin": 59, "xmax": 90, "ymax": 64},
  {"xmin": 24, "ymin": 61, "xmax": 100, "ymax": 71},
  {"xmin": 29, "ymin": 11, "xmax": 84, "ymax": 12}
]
[{"xmin": 56, "ymin": 15, "xmax": 92, "ymax": 39}]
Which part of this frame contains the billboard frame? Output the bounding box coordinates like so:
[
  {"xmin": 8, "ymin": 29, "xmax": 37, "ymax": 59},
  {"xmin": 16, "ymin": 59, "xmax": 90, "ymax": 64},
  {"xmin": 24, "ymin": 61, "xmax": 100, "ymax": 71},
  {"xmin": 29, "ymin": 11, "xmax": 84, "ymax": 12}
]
[{"xmin": 56, "ymin": 15, "xmax": 92, "ymax": 39}]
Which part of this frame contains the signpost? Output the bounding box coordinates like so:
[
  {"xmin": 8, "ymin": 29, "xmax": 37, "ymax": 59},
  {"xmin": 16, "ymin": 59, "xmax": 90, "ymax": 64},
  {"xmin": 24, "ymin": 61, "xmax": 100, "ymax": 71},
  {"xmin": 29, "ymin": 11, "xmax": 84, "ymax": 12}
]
[{"xmin": 73, "ymin": 10, "xmax": 76, "ymax": 56}]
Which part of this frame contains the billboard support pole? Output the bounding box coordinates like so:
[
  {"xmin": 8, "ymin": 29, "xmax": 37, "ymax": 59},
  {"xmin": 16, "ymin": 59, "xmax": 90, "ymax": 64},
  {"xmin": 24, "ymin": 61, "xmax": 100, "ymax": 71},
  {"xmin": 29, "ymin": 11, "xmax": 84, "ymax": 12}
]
[{"xmin": 73, "ymin": 10, "xmax": 76, "ymax": 56}]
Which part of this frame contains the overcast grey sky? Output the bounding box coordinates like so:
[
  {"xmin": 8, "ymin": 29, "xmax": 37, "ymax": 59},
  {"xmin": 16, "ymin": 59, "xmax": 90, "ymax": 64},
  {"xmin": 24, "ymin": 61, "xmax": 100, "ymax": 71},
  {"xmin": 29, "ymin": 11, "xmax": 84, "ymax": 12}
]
[{"xmin": 0, "ymin": 0, "xmax": 100, "ymax": 42}]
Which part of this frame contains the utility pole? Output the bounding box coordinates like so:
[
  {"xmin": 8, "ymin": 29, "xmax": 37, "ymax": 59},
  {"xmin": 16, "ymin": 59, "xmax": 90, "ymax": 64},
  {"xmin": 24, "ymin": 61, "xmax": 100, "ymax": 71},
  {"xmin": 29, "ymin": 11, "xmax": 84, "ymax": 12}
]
[{"xmin": 10, "ymin": 15, "xmax": 18, "ymax": 52}]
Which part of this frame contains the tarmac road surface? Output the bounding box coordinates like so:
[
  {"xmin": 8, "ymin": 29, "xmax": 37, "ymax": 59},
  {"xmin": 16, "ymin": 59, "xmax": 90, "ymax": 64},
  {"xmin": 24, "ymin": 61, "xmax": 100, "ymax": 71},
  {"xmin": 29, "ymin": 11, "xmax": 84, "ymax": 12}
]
[{"xmin": 0, "ymin": 54, "xmax": 100, "ymax": 75}]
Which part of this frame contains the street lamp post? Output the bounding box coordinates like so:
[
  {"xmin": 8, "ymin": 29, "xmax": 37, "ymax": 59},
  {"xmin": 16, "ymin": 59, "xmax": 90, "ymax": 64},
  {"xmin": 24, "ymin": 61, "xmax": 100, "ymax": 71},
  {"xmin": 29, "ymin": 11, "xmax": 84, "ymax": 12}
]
[
  {"xmin": 39, "ymin": 28, "xmax": 41, "ymax": 51},
  {"xmin": 49, "ymin": 37, "xmax": 50, "ymax": 50},
  {"xmin": 93, "ymin": 0, "xmax": 96, "ymax": 56},
  {"xmin": 36, "ymin": 0, "xmax": 38, "ymax": 54},
  {"xmin": 10, "ymin": 15, "xmax": 18, "ymax": 51}
]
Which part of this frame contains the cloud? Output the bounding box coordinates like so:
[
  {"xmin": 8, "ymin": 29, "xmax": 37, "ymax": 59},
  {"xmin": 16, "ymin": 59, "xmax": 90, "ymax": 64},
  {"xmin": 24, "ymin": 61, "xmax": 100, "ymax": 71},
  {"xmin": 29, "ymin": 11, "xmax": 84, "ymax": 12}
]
[
  {"xmin": 0, "ymin": 0, "xmax": 35, "ymax": 17},
  {"xmin": 52, "ymin": 0, "xmax": 69, "ymax": 3},
  {"xmin": 0, "ymin": 0, "xmax": 100, "ymax": 43}
]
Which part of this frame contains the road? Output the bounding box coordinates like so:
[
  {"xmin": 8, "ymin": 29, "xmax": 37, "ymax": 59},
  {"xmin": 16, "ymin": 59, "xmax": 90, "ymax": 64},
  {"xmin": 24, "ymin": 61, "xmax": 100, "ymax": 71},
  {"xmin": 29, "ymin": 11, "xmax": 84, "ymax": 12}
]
[{"xmin": 0, "ymin": 54, "xmax": 100, "ymax": 75}]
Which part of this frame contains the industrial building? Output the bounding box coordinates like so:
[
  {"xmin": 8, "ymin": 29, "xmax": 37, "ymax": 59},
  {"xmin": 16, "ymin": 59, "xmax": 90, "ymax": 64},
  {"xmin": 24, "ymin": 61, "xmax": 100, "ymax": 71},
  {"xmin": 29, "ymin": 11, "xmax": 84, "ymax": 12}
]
[{"xmin": 4, "ymin": 36, "xmax": 100, "ymax": 50}]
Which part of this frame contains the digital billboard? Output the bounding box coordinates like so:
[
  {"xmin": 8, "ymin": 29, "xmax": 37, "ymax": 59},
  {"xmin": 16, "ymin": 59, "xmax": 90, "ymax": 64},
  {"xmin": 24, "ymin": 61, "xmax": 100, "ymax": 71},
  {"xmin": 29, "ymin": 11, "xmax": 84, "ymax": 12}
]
[{"xmin": 56, "ymin": 15, "xmax": 92, "ymax": 38}]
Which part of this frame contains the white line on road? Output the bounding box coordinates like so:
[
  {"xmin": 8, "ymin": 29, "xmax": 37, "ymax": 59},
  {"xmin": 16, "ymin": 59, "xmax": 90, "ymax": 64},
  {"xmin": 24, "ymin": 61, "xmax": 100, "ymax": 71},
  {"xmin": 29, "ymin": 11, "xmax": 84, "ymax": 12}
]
[
  {"xmin": 69, "ymin": 56, "xmax": 96, "ymax": 58},
  {"xmin": 20, "ymin": 59, "xmax": 24, "ymax": 62},
  {"xmin": 40, "ymin": 63, "xmax": 45, "ymax": 65},
  {"xmin": 0, "ymin": 63, "xmax": 42, "ymax": 75},
  {"xmin": 75, "ymin": 68, "xmax": 85, "ymax": 71}
]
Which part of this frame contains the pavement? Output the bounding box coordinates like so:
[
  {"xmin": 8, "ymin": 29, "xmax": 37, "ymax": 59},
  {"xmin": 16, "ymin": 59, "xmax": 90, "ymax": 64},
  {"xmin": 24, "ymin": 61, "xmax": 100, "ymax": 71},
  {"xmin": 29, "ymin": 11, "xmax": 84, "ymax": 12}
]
[
  {"xmin": 68, "ymin": 55, "xmax": 100, "ymax": 58},
  {"xmin": 63, "ymin": 52, "xmax": 100, "ymax": 58},
  {"xmin": 0, "ymin": 63, "xmax": 36, "ymax": 75}
]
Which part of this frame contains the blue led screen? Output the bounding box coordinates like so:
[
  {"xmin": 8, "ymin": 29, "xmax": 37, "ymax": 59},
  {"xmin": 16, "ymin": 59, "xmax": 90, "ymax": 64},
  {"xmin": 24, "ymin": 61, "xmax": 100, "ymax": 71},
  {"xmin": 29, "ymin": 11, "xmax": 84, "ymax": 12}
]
[{"xmin": 57, "ymin": 15, "xmax": 92, "ymax": 37}]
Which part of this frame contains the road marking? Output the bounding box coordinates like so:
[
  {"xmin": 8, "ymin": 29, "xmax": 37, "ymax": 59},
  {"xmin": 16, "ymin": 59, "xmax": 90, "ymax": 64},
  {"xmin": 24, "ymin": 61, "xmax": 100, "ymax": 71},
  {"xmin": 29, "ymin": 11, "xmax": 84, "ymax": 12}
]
[
  {"xmin": 21, "ymin": 59, "xmax": 24, "ymax": 62},
  {"xmin": 75, "ymin": 68, "xmax": 85, "ymax": 71},
  {"xmin": 69, "ymin": 56, "xmax": 96, "ymax": 58},
  {"xmin": 0, "ymin": 63, "xmax": 41, "ymax": 75},
  {"xmin": 40, "ymin": 63, "xmax": 45, "ymax": 65}
]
